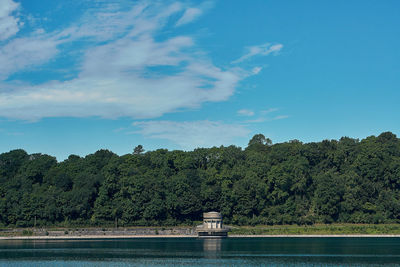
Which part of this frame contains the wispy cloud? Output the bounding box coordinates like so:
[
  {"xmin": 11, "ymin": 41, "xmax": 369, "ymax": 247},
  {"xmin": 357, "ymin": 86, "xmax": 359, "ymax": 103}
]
[
  {"xmin": 176, "ymin": 8, "xmax": 202, "ymax": 26},
  {"xmin": 233, "ymin": 43, "xmax": 283, "ymax": 63},
  {"xmin": 175, "ymin": 1, "xmax": 214, "ymax": 27},
  {"xmin": 0, "ymin": 0, "xmax": 21, "ymax": 41},
  {"xmin": 0, "ymin": 127, "xmax": 23, "ymax": 136},
  {"xmin": 244, "ymin": 108, "xmax": 289, "ymax": 123},
  {"xmin": 237, "ymin": 109, "xmax": 255, "ymax": 116},
  {"xmin": 113, "ymin": 127, "xmax": 127, "ymax": 133},
  {"xmin": 0, "ymin": 31, "xmax": 61, "ymax": 79},
  {"xmin": 272, "ymin": 115, "xmax": 289, "ymax": 120},
  {"xmin": 244, "ymin": 117, "xmax": 267, "ymax": 123},
  {"xmin": 261, "ymin": 108, "xmax": 279, "ymax": 114},
  {"xmin": 133, "ymin": 120, "xmax": 250, "ymax": 149},
  {"xmin": 252, "ymin": 66, "xmax": 262, "ymax": 74},
  {"xmin": 0, "ymin": 1, "xmax": 250, "ymax": 121}
]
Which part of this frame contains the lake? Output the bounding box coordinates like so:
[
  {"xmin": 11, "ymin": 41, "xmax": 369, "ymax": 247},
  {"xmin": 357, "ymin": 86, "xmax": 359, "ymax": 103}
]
[{"xmin": 1, "ymin": 237, "xmax": 400, "ymax": 266}]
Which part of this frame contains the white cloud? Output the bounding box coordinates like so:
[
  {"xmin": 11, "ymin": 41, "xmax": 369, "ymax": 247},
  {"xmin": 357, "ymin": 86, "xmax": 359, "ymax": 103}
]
[
  {"xmin": 233, "ymin": 43, "xmax": 283, "ymax": 63},
  {"xmin": 237, "ymin": 109, "xmax": 254, "ymax": 116},
  {"xmin": 175, "ymin": 1, "xmax": 213, "ymax": 27},
  {"xmin": 0, "ymin": 1, "xmax": 248, "ymax": 120},
  {"xmin": 133, "ymin": 120, "xmax": 250, "ymax": 149},
  {"xmin": 0, "ymin": 33, "xmax": 61, "ymax": 79},
  {"xmin": 176, "ymin": 8, "xmax": 202, "ymax": 26},
  {"xmin": 244, "ymin": 108, "xmax": 289, "ymax": 123},
  {"xmin": 261, "ymin": 108, "xmax": 278, "ymax": 114},
  {"xmin": 244, "ymin": 117, "xmax": 266, "ymax": 123},
  {"xmin": 0, "ymin": 0, "xmax": 20, "ymax": 41},
  {"xmin": 252, "ymin": 66, "xmax": 262, "ymax": 74},
  {"xmin": 272, "ymin": 115, "xmax": 289, "ymax": 120}
]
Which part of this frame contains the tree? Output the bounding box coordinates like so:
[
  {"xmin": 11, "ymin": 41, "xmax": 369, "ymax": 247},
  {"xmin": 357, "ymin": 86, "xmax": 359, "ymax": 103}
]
[
  {"xmin": 247, "ymin": 134, "xmax": 272, "ymax": 147},
  {"xmin": 133, "ymin": 145, "xmax": 145, "ymax": 155}
]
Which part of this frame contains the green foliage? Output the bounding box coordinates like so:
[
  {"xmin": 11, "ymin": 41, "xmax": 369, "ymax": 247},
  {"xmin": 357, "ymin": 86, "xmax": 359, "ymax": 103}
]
[
  {"xmin": 0, "ymin": 132, "xmax": 400, "ymax": 226},
  {"xmin": 22, "ymin": 229, "xmax": 33, "ymax": 236},
  {"xmin": 230, "ymin": 224, "xmax": 400, "ymax": 235}
]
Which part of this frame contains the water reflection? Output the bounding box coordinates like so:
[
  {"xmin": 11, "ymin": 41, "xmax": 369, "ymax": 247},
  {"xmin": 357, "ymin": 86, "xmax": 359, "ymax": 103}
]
[{"xmin": 202, "ymin": 238, "xmax": 221, "ymax": 258}]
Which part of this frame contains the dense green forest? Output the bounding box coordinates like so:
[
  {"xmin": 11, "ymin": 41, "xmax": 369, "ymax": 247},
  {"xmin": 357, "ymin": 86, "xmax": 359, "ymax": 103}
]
[{"xmin": 1, "ymin": 132, "xmax": 400, "ymax": 227}]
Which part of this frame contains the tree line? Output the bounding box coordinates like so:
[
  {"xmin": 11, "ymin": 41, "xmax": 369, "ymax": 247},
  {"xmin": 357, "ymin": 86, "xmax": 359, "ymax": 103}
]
[{"xmin": 0, "ymin": 132, "xmax": 399, "ymax": 227}]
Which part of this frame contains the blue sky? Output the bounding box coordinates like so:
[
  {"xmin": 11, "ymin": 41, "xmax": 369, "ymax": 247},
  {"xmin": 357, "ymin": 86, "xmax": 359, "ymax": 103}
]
[{"xmin": 0, "ymin": 0, "xmax": 399, "ymax": 161}]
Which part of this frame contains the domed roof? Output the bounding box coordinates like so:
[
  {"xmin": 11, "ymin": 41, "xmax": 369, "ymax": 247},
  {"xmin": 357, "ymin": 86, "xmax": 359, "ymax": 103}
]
[{"xmin": 203, "ymin": 211, "xmax": 222, "ymax": 219}]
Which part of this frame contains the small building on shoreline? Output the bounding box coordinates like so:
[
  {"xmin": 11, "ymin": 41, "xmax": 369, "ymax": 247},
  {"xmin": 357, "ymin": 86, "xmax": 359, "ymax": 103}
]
[{"xmin": 196, "ymin": 211, "xmax": 230, "ymax": 238}]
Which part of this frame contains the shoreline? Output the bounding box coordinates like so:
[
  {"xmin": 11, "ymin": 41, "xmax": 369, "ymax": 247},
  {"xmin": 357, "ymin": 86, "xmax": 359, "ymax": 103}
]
[
  {"xmin": 0, "ymin": 235, "xmax": 196, "ymax": 240},
  {"xmin": 2, "ymin": 234, "xmax": 400, "ymax": 240}
]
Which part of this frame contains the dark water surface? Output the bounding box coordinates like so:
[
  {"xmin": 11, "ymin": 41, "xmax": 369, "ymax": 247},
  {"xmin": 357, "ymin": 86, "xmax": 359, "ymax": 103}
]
[{"xmin": 1, "ymin": 237, "xmax": 400, "ymax": 266}]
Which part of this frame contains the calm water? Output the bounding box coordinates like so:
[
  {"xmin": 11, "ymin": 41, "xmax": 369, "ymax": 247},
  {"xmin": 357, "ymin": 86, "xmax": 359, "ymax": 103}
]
[{"xmin": 1, "ymin": 237, "xmax": 400, "ymax": 266}]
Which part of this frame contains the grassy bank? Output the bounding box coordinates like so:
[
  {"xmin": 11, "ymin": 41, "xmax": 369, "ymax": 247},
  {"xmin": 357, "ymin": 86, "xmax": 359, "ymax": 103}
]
[
  {"xmin": 0, "ymin": 226, "xmax": 195, "ymax": 237},
  {"xmin": 229, "ymin": 224, "xmax": 400, "ymax": 235}
]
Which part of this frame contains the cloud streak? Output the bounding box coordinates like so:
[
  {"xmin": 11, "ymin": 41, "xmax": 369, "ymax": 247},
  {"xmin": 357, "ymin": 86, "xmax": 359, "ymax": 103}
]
[
  {"xmin": 244, "ymin": 108, "xmax": 289, "ymax": 123},
  {"xmin": 133, "ymin": 120, "xmax": 250, "ymax": 149},
  {"xmin": 0, "ymin": 32, "xmax": 61, "ymax": 79},
  {"xmin": 176, "ymin": 8, "xmax": 202, "ymax": 26},
  {"xmin": 237, "ymin": 109, "xmax": 255, "ymax": 116},
  {"xmin": 175, "ymin": 1, "xmax": 214, "ymax": 27},
  {"xmin": 233, "ymin": 43, "xmax": 283, "ymax": 63}
]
